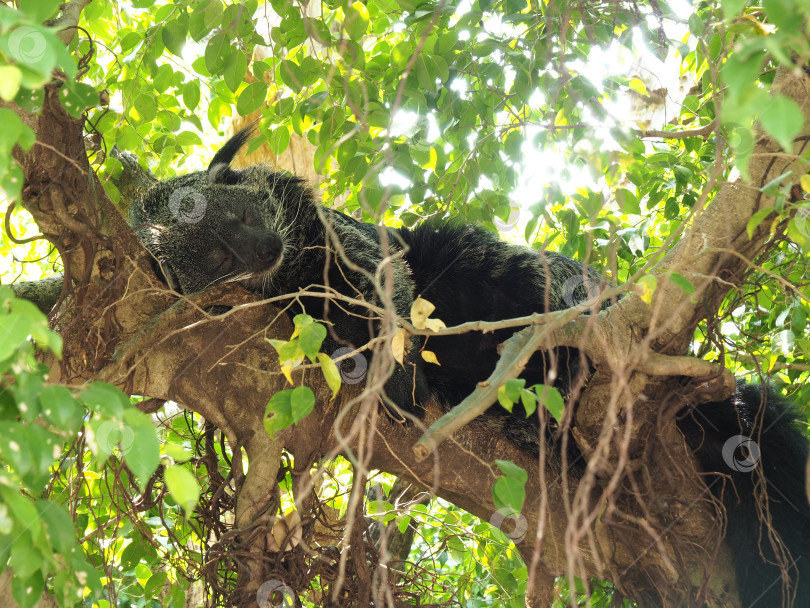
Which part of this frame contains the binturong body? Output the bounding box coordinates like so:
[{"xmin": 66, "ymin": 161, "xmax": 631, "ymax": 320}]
[
  {"xmin": 131, "ymin": 128, "xmax": 809, "ymax": 607},
  {"xmin": 130, "ymin": 128, "xmax": 431, "ymax": 417}
]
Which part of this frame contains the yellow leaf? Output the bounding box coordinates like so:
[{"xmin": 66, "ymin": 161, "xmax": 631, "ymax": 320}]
[
  {"xmin": 0, "ymin": 66, "xmax": 22, "ymax": 102},
  {"xmin": 280, "ymin": 357, "xmax": 302, "ymax": 384},
  {"xmin": 391, "ymin": 328, "xmax": 407, "ymax": 365},
  {"xmin": 421, "ymin": 350, "xmax": 441, "ymax": 365},
  {"xmin": 411, "ymin": 297, "xmax": 436, "ymax": 329},
  {"xmin": 769, "ymin": 215, "xmax": 781, "ymax": 235},
  {"xmin": 281, "ymin": 364, "xmax": 295, "ymax": 384},
  {"xmin": 628, "ymin": 77, "xmax": 648, "ymax": 96},
  {"xmin": 423, "ymin": 148, "xmax": 437, "ymax": 170},
  {"xmin": 424, "ymin": 317, "xmax": 446, "ymax": 332},
  {"xmin": 636, "ymin": 275, "xmax": 657, "ymax": 305},
  {"xmin": 317, "ymin": 353, "xmax": 342, "ymax": 399},
  {"xmin": 801, "ymin": 174, "xmax": 810, "ymax": 193}
]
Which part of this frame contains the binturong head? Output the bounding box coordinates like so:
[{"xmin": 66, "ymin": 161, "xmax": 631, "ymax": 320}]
[{"xmin": 130, "ymin": 128, "xmax": 296, "ymax": 295}]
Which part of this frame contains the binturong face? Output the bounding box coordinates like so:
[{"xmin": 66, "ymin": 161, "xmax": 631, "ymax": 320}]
[
  {"xmin": 132, "ymin": 128, "xmax": 305, "ymax": 296},
  {"xmin": 145, "ymin": 182, "xmax": 285, "ymax": 294}
]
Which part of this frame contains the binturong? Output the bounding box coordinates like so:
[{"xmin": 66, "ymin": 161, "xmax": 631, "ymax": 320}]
[
  {"xmin": 130, "ymin": 127, "xmax": 431, "ymax": 418},
  {"xmin": 131, "ymin": 128, "xmax": 810, "ymax": 607}
]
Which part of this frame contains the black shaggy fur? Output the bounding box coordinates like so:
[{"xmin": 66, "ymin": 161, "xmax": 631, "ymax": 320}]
[
  {"xmin": 131, "ymin": 128, "xmax": 810, "ymax": 607},
  {"xmin": 131, "ymin": 128, "xmax": 430, "ymax": 417},
  {"xmin": 395, "ymin": 221, "xmax": 602, "ymax": 452}
]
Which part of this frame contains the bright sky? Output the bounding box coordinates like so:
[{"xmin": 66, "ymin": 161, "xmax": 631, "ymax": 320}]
[{"xmin": 383, "ymin": 0, "xmax": 695, "ymax": 240}]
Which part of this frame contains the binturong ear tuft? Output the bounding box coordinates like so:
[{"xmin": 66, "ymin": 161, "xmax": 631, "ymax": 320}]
[{"xmin": 207, "ymin": 126, "xmax": 255, "ymax": 185}]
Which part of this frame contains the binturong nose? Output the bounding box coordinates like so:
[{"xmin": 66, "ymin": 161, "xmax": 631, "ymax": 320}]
[{"xmin": 256, "ymin": 233, "xmax": 283, "ymax": 265}]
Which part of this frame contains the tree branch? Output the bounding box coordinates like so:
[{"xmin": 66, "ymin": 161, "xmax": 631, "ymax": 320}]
[
  {"xmin": 412, "ymin": 316, "xmax": 586, "ymax": 461},
  {"xmin": 48, "ymin": 0, "xmax": 93, "ymax": 44}
]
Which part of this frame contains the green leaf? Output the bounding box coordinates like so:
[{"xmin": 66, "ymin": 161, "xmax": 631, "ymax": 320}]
[
  {"xmin": 279, "ymin": 59, "xmax": 303, "ymax": 89},
  {"xmin": 391, "ymin": 41, "xmax": 414, "ymax": 70},
  {"xmin": 13, "ymin": 87, "xmax": 43, "ymax": 113},
  {"xmin": 133, "ymin": 93, "xmax": 157, "ymax": 122},
  {"xmin": 152, "ymin": 64, "xmax": 173, "ymax": 93},
  {"xmin": 190, "ymin": 0, "xmax": 223, "ymax": 39},
  {"xmin": 746, "ymin": 208, "xmax": 775, "ymax": 239},
  {"xmin": 0, "ymin": 486, "xmax": 41, "ymax": 538},
  {"xmin": 344, "ymin": 1, "xmax": 369, "ymax": 41},
  {"xmin": 520, "ymin": 389, "xmax": 537, "ymax": 417},
  {"xmin": 492, "ymin": 460, "xmax": 527, "ymax": 513},
  {"xmin": 413, "ymin": 55, "xmax": 435, "ymax": 92},
  {"xmin": 59, "ymin": 81, "xmax": 98, "ymax": 119},
  {"xmin": 17, "ymin": 0, "xmax": 62, "ymax": 21},
  {"xmin": 494, "ymin": 459, "xmax": 528, "ymax": 482},
  {"xmin": 763, "ymin": 0, "xmax": 800, "ymax": 33},
  {"xmin": 397, "ymin": 514, "xmax": 411, "ymax": 534},
  {"xmin": 298, "ymin": 320, "xmax": 327, "ymax": 359},
  {"xmin": 290, "ymin": 386, "xmax": 316, "ymax": 424},
  {"xmin": 797, "ymin": 338, "xmax": 810, "ymax": 360},
  {"xmin": 534, "ymin": 385, "xmax": 565, "ymax": 424},
  {"xmin": 265, "ymin": 386, "xmax": 315, "ymax": 436},
  {"xmin": 667, "ymin": 272, "xmax": 694, "ymax": 296},
  {"xmin": 236, "ymin": 81, "xmax": 268, "ymax": 116},
  {"xmin": 720, "ymin": 0, "xmax": 747, "ymax": 19},
  {"xmin": 761, "ymin": 95, "xmax": 804, "ymax": 152},
  {"xmin": 4, "ymin": 24, "xmax": 76, "ymax": 86},
  {"xmin": 0, "ymin": 308, "xmax": 34, "ymax": 361},
  {"xmin": 317, "ymin": 353, "xmax": 342, "ymax": 398},
  {"xmin": 120, "ymin": 536, "xmax": 147, "ymax": 570},
  {"xmin": 267, "ymin": 126, "xmax": 291, "ymax": 155},
  {"xmin": 721, "ymin": 49, "xmax": 765, "ymax": 98},
  {"xmin": 687, "ymin": 12, "xmax": 705, "ymax": 36},
  {"xmin": 616, "ymin": 188, "xmax": 640, "ymax": 215},
  {"xmin": 277, "ymin": 338, "xmax": 304, "ymax": 363},
  {"xmin": 223, "ymin": 50, "xmax": 247, "ymax": 92},
  {"xmin": 35, "ymin": 500, "xmax": 77, "ymax": 555},
  {"xmin": 497, "ymin": 378, "xmax": 525, "ymax": 412},
  {"xmin": 164, "ymin": 466, "xmax": 201, "ymax": 513},
  {"xmin": 39, "ymin": 385, "xmax": 84, "ymax": 434},
  {"xmin": 161, "ymin": 14, "xmax": 188, "ymax": 56},
  {"xmin": 183, "ymin": 80, "xmax": 201, "ymax": 110},
  {"xmin": 204, "ymin": 33, "xmax": 229, "ymax": 74},
  {"xmin": 265, "ymin": 390, "xmax": 295, "ymax": 437},
  {"xmin": 119, "ymin": 30, "xmax": 143, "ymax": 52},
  {"xmin": 176, "ymin": 131, "xmax": 203, "ymax": 147},
  {"xmin": 791, "ymin": 305, "xmax": 807, "ymax": 335},
  {"xmin": 10, "ymin": 555, "xmax": 43, "ymax": 606},
  {"xmin": 772, "ymin": 329, "xmax": 795, "ymax": 356},
  {"xmin": 121, "ymin": 409, "xmax": 161, "ymax": 490},
  {"xmin": 144, "ymin": 571, "xmax": 169, "ymax": 598},
  {"xmin": 164, "ymin": 443, "xmax": 193, "ymax": 464},
  {"xmin": 78, "ymin": 382, "xmax": 129, "ymax": 417},
  {"xmin": 513, "ymin": 66, "xmax": 533, "ymax": 106}
]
